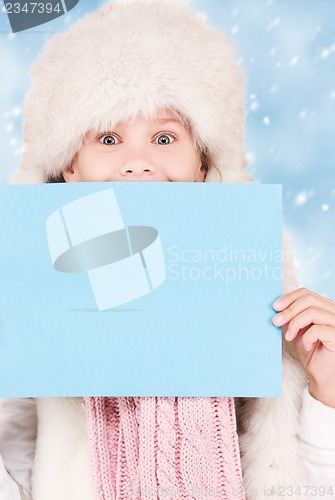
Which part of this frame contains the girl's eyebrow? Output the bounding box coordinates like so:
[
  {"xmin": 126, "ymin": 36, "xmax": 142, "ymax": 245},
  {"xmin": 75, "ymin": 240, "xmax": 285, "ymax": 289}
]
[{"xmin": 154, "ymin": 118, "xmax": 184, "ymax": 126}]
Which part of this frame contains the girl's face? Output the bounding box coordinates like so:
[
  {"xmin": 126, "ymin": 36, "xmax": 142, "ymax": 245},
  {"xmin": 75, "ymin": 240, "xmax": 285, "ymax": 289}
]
[{"xmin": 63, "ymin": 110, "xmax": 205, "ymax": 183}]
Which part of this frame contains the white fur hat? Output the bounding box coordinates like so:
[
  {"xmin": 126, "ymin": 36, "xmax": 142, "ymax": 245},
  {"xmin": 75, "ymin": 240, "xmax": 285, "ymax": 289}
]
[{"xmin": 11, "ymin": 0, "xmax": 251, "ymax": 184}]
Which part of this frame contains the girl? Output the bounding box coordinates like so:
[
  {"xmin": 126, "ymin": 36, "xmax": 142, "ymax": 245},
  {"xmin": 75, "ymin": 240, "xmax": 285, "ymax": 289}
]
[{"xmin": 1, "ymin": 0, "xmax": 335, "ymax": 499}]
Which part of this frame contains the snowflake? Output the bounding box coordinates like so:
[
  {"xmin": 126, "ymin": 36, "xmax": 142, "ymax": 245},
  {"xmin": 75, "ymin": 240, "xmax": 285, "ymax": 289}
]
[
  {"xmin": 246, "ymin": 151, "xmax": 255, "ymax": 165},
  {"xmin": 289, "ymin": 55, "xmax": 300, "ymax": 67},
  {"xmin": 295, "ymin": 190, "xmax": 314, "ymax": 206},
  {"xmin": 12, "ymin": 107, "xmax": 22, "ymax": 117},
  {"xmin": 266, "ymin": 17, "xmax": 281, "ymax": 31},
  {"xmin": 320, "ymin": 43, "xmax": 335, "ymax": 59}
]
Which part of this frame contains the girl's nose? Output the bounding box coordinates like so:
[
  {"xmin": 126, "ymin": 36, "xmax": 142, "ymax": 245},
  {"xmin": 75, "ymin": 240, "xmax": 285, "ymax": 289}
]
[{"xmin": 120, "ymin": 161, "xmax": 156, "ymax": 177}]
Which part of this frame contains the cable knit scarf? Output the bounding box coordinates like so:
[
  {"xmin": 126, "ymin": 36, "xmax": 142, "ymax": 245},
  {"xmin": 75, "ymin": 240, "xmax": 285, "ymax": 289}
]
[{"xmin": 84, "ymin": 396, "xmax": 245, "ymax": 500}]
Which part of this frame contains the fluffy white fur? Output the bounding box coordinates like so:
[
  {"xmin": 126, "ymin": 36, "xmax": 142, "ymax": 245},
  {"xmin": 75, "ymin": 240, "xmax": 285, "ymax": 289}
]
[
  {"xmin": 10, "ymin": 0, "xmax": 307, "ymax": 497},
  {"xmin": 32, "ymin": 398, "xmax": 95, "ymax": 500}
]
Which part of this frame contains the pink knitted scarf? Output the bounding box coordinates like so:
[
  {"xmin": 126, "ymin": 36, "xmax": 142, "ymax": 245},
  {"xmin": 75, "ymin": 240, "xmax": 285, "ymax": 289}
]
[{"xmin": 84, "ymin": 397, "xmax": 245, "ymax": 500}]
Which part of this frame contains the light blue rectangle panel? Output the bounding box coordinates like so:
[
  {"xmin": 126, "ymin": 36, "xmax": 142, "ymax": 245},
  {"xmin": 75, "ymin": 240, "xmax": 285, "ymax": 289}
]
[{"xmin": 0, "ymin": 182, "xmax": 282, "ymax": 398}]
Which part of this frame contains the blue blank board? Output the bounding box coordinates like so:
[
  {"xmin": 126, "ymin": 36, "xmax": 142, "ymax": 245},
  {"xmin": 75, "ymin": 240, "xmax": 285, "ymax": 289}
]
[{"xmin": 0, "ymin": 182, "xmax": 282, "ymax": 397}]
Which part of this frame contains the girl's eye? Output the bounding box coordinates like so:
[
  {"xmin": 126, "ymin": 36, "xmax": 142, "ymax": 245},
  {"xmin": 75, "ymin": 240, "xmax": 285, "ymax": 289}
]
[
  {"xmin": 98, "ymin": 134, "xmax": 120, "ymax": 145},
  {"xmin": 154, "ymin": 133, "xmax": 176, "ymax": 145}
]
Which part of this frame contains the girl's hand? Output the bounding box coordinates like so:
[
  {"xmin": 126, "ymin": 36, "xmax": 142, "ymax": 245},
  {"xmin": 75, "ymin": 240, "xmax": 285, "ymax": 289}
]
[{"xmin": 272, "ymin": 288, "xmax": 335, "ymax": 408}]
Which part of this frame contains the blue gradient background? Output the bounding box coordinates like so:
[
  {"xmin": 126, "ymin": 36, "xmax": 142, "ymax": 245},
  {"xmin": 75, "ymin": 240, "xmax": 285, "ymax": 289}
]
[{"xmin": 1, "ymin": 0, "xmax": 334, "ymax": 298}]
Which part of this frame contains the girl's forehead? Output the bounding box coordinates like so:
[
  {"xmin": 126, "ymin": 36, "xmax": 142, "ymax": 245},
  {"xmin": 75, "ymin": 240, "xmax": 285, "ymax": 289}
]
[{"xmin": 118, "ymin": 108, "xmax": 186, "ymax": 126}]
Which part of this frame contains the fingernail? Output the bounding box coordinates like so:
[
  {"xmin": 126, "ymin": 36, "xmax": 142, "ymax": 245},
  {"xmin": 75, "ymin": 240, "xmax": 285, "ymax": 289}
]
[
  {"xmin": 273, "ymin": 299, "xmax": 282, "ymax": 309},
  {"xmin": 273, "ymin": 313, "xmax": 284, "ymax": 325}
]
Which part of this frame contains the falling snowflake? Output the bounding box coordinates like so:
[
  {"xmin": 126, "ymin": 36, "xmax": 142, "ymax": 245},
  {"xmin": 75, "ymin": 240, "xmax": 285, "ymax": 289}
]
[
  {"xmin": 289, "ymin": 55, "xmax": 300, "ymax": 67},
  {"xmin": 263, "ymin": 116, "xmax": 270, "ymax": 126},
  {"xmin": 246, "ymin": 151, "xmax": 255, "ymax": 165},
  {"xmin": 295, "ymin": 190, "xmax": 314, "ymax": 206},
  {"xmin": 13, "ymin": 107, "xmax": 21, "ymax": 116},
  {"xmin": 320, "ymin": 43, "xmax": 335, "ymax": 59},
  {"xmin": 266, "ymin": 17, "xmax": 281, "ymax": 31}
]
